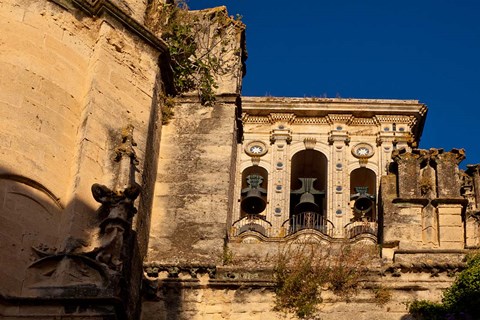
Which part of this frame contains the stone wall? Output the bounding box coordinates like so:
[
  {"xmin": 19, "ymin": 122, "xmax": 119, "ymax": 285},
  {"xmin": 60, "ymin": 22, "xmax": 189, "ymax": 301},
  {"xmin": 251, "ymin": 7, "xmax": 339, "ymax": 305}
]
[
  {"xmin": 147, "ymin": 97, "xmax": 239, "ymax": 266},
  {"xmin": 0, "ymin": 0, "xmax": 168, "ymax": 318},
  {"xmin": 0, "ymin": 1, "xmax": 475, "ymax": 320},
  {"xmin": 141, "ymin": 267, "xmax": 455, "ymax": 320}
]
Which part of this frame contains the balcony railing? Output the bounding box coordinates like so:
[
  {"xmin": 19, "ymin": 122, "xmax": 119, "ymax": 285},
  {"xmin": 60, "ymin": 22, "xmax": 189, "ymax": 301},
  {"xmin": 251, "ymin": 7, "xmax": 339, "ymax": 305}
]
[
  {"xmin": 230, "ymin": 214, "xmax": 273, "ymax": 237},
  {"xmin": 282, "ymin": 212, "xmax": 334, "ymax": 237},
  {"xmin": 344, "ymin": 221, "xmax": 378, "ymax": 239},
  {"xmin": 230, "ymin": 214, "xmax": 377, "ymax": 239}
]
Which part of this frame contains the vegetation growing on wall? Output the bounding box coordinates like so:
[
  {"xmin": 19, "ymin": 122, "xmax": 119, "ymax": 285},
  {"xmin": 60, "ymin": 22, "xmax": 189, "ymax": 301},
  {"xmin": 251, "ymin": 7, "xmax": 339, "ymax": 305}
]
[
  {"xmin": 159, "ymin": 94, "xmax": 175, "ymax": 124},
  {"xmin": 273, "ymin": 242, "xmax": 377, "ymax": 319},
  {"xmin": 408, "ymin": 252, "xmax": 480, "ymax": 320},
  {"xmin": 145, "ymin": 0, "xmax": 244, "ymax": 108}
]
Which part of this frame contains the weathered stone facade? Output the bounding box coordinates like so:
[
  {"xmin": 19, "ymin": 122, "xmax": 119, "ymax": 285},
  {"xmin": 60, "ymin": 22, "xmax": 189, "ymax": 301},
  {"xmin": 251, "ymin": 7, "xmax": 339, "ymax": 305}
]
[{"xmin": 0, "ymin": 1, "xmax": 477, "ymax": 319}]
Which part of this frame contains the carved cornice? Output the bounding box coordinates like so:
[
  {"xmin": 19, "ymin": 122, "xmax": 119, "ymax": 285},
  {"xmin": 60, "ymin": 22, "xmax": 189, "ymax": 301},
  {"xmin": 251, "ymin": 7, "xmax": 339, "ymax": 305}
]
[
  {"xmin": 350, "ymin": 117, "xmax": 377, "ymax": 126},
  {"xmin": 327, "ymin": 114, "xmax": 354, "ymax": 124},
  {"xmin": 242, "ymin": 114, "xmax": 270, "ymax": 124},
  {"xmin": 294, "ymin": 117, "xmax": 330, "ymax": 124},
  {"xmin": 242, "ymin": 113, "xmax": 420, "ymax": 130},
  {"xmin": 144, "ymin": 263, "xmax": 217, "ymax": 280},
  {"xmin": 52, "ymin": 0, "xmax": 168, "ymax": 52},
  {"xmin": 375, "ymin": 115, "xmax": 414, "ymax": 124},
  {"xmin": 268, "ymin": 113, "xmax": 295, "ymax": 124}
]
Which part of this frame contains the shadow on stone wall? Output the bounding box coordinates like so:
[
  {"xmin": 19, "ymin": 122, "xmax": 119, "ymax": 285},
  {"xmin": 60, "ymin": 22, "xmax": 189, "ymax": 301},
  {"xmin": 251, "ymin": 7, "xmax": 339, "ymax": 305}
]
[
  {"xmin": 0, "ymin": 170, "xmax": 143, "ymax": 319},
  {"xmin": 161, "ymin": 282, "xmax": 184, "ymax": 320}
]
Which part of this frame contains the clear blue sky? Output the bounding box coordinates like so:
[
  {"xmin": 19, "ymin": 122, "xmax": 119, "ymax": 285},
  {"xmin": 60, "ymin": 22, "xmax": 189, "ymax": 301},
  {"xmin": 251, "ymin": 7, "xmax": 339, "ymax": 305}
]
[{"xmin": 188, "ymin": 1, "xmax": 480, "ymax": 168}]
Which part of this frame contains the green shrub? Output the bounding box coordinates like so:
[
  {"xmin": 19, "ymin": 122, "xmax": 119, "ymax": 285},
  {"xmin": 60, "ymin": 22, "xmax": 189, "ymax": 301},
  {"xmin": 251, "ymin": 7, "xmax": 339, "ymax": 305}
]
[
  {"xmin": 274, "ymin": 242, "xmax": 376, "ymax": 319},
  {"xmin": 408, "ymin": 300, "xmax": 446, "ymax": 320},
  {"xmin": 408, "ymin": 252, "xmax": 480, "ymax": 319}
]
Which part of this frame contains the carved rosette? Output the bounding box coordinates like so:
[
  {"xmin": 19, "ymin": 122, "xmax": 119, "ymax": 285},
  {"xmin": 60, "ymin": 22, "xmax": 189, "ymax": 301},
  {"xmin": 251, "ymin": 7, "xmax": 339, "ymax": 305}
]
[
  {"xmin": 244, "ymin": 140, "xmax": 268, "ymax": 157},
  {"xmin": 352, "ymin": 143, "xmax": 374, "ymax": 167}
]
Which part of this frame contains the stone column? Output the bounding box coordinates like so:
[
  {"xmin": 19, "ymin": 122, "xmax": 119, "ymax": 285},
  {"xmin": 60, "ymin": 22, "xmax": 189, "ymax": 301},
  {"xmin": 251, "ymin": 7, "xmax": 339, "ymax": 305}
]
[
  {"xmin": 392, "ymin": 149, "xmax": 421, "ymax": 198},
  {"xmin": 269, "ymin": 121, "xmax": 293, "ymax": 236},
  {"xmin": 327, "ymin": 121, "xmax": 350, "ymax": 237},
  {"xmin": 436, "ymin": 149, "xmax": 465, "ymax": 198}
]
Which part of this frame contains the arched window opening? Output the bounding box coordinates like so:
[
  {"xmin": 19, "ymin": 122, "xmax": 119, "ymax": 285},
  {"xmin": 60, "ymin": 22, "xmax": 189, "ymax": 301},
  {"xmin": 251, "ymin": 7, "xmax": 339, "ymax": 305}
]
[
  {"xmin": 289, "ymin": 150, "xmax": 327, "ymax": 233},
  {"xmin": 240, "ymin": 166, "xmax": 268, "ymax": 217},
  {"xmin": 350, "ymin": 168, "xmax": 377, "ymax": 222}
]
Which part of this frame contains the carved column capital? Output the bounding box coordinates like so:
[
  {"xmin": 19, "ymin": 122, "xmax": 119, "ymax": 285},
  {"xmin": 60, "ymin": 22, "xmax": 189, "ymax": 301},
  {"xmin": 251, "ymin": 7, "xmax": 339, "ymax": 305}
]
[
  {"xmin": 436, "ymin": 148, "xmax": 466, "ymax": 165},
  {"xmin": 392, "ymin": 148, "xmax": 421, "ymax": 163}
]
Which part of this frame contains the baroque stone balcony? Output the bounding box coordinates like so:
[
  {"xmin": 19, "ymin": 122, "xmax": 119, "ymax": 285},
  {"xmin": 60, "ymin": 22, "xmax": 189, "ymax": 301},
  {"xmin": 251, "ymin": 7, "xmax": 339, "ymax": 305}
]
[
  {"xmin": 230, "ymin": 213, "xmax": 378, "ymax": 240},
  {"xmin": 283, "ymin": 212, "xmax": 335, "ymax": 237},
  {"xmin": 344, "ymin": 221, "xmax": 378, "ymax": 239},
  {"xmin": 230, "ymin": 214, "xmax": 274, "ymax": 237}
]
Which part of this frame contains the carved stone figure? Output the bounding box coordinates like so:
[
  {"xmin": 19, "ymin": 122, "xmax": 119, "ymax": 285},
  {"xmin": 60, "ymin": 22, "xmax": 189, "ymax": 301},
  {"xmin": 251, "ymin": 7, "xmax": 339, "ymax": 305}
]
[{"xmin": 91, "ymin": 183, "xmax": 141, "ymax": 270}]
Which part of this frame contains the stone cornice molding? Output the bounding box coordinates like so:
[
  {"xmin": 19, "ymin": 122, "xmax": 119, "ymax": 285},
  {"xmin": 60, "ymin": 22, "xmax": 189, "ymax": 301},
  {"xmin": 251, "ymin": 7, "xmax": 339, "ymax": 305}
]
[
  {"xmin": 350, "ymin": 117, "xmax": 378, "ymax": 126},
  {"xmin": 242, "ymin": 97, "xmax": 427, "ymax": 116},
  {"xmin": 241, "ymin": 97, "xmax": 427, "ymax": 140},
  {"xmin": 268, "ymin": 113, "xmax": 296, "ymax": 124},
  {"xmin": 52, "ymin": 0, "xmax": 169, "ymax": 53},
  {"xmin": 375, "ymin": 115, "xmax": 415, "ymax": 124},
  {"xmin": 327, "ymin": 114, "xmax": 354, "ymax": 124},
  {"xmin": 242, "ymin": 113, "xmax": 417, "ymax": 127}
]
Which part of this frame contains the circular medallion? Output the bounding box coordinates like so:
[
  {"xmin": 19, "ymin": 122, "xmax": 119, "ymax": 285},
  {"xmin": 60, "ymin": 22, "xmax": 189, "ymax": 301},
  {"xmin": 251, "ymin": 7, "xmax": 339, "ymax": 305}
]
[
  {"xmin": 245, "ymin": 141, "xmax": 268, "ymax": 157},
  {"xmin": 249, "ymin": 145, "xmax": 264, "ymax": 154},
  {"xmin": 352, "ymin": 143, "xmax": 374, "ymax": 159},
  {"xmin": 356, "ymin": 147, "xmax": 370, "ymax": 156}
]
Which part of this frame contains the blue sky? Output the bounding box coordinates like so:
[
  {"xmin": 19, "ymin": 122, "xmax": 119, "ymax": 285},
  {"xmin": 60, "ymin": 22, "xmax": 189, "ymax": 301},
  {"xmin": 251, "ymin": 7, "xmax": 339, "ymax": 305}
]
[{"xmin": 188, "ymin": 1, "xmax": 480, "ymax": 167}]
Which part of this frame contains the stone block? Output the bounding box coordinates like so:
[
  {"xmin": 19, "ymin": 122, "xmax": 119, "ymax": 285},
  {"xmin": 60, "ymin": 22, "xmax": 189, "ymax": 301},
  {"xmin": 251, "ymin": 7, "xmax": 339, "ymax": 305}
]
[
  {"xmin": 0, "ymin": 1, "xmax": 26, "ymax": 22},
  {"xmin": 439, "ymin": 241, "xmax": 464, "ymax": 250},
  {"xmin": 438, "ymin": 214, "xmax": 462, "ymax": 227},
  {"xmin": 204, "ymin": 304, "xmax": 224, "ymax": 314}
]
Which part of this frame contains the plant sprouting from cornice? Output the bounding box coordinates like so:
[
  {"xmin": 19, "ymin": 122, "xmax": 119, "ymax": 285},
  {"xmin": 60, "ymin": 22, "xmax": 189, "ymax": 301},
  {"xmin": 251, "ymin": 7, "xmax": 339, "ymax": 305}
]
[
  {"xmin": 146, "ymin": 0, "xmax": 244, "ymax": 107},
  {"xmin": 273, "ymin": 242, "xmax": 377, "ymax": 319}
]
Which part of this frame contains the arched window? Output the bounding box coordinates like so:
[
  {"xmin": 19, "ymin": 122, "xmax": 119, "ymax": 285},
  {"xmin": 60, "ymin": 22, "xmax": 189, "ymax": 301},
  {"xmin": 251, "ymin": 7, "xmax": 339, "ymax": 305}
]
[
  {"xmin": 240, "ymin": 166, "xmax": 268, "ymax": 217},
  {"xmin": 289, "ymin": 150, "xmax": 327, "ymax": 233},
  {"xmin": 350, "ymin": 168, "xmax": 376, "ymax": 221}
]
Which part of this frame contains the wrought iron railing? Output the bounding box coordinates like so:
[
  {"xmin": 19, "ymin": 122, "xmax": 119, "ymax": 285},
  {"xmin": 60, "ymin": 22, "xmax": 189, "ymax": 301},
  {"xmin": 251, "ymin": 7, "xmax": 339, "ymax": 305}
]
[
  {"xmin": 282, "ymin": 212, "xmax": 334, "ymax": 237},
  {"xmin": 230, "ymin": 214, "xmax": 377, "ymax": 239},
  {"xmin": 344, "ymin": 221, "xmax": 378, "ymax": 238},
  {"xmin": 230, "ymin": 214, "xmax": 273, "ymax": 237}
]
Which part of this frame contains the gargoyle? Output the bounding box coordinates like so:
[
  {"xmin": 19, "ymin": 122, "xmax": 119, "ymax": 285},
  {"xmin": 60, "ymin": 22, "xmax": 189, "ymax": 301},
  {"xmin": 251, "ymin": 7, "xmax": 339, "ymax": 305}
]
[{"xmin": 90, "ymin": 183, "xmax": 141, "ymax": 270}]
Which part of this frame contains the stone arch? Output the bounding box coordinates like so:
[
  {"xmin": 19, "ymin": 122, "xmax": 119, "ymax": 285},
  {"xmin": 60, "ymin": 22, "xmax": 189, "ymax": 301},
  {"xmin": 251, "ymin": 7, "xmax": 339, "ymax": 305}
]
[
  {"xmin": 240, "ymin": 166, "xmax": 269, "ymax": 216},
  {"xmin": 289, "ymin": 142, "xmax": 330, "ymax": 161},
  {"xmin": 288, "ymin": 150, "xmax": 328, "ymax": 234},
  {"xmin": 0, "ymin": 174, "xmax": 62, "ymax": 295},
  {"xmin": 349, "ymin": 168, "xmax": 377, "ymax": 222}
]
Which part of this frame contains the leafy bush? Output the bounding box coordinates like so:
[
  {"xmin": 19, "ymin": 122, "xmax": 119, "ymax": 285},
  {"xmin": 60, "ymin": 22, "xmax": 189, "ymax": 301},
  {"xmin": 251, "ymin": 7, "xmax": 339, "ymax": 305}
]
[{"xmin": 408, "ymin": 300, "xmax": 446, "ymax": 320}]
